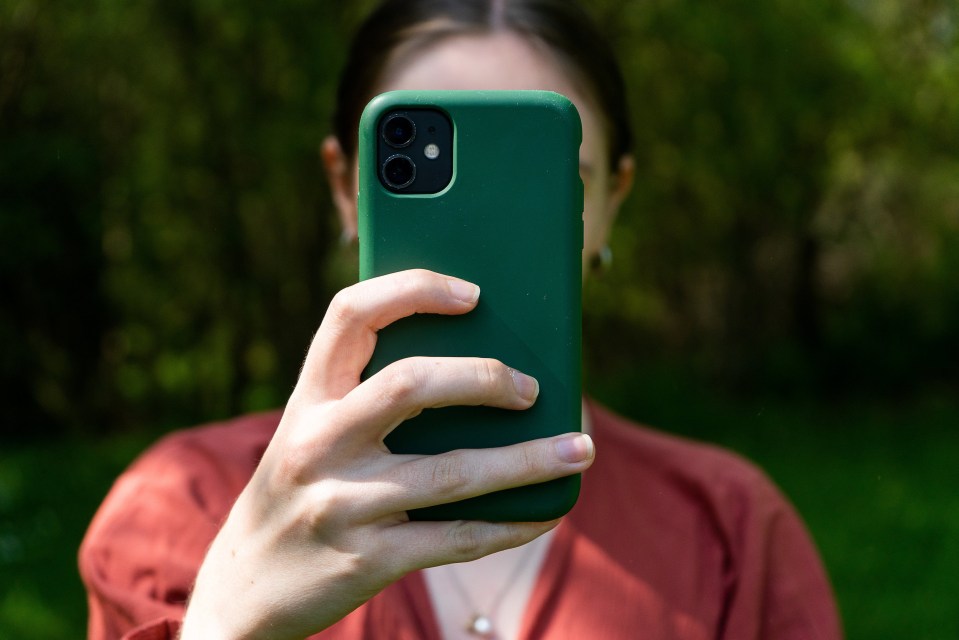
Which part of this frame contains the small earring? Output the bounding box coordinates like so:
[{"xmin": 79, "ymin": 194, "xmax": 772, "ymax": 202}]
[
  {"xmin": 599, "ymin": 245, "xmax": 612, "ymax": 268},
  {"xmin": 339, "ymin": 229, "xmax": 358, "ymax": 246},
  {"xmin": 590, "ymin": 245, "xmax": 613, "ymax": 272}
]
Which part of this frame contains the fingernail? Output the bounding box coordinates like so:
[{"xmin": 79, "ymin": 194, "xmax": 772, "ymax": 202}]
[
  {"xmin": 447, "ymin": 278, "xmax": 480, "ymax": 304},
  {"xmin": 555, "ymin": 433, "xmax": 594, "ymax": 464},
  {"xmin": 509, "ymin": 369, "xmax": 539, "ymax": 402}
]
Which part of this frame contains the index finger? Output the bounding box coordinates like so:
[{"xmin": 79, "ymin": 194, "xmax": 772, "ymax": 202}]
[{"xmin": 297, "ymin": 269, "xmax": 480, "ymax": 402}]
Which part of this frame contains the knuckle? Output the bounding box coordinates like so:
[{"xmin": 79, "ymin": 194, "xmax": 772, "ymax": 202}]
[
  {"xmin": 518, "ymin": 444, "xmax": 541, "ymax": 477},
  {"xmin": 478, "ymin": 358, "xmax": 506, "ymax": 389},
  {"xmin": 430, "ymin": 451, "xmax": 471, "ymax": 494},
  {"xmin": 392, "ymin": 269, "xmax": 430, "ymax": 298},
  {"xmin": 405, "ymin": 268, "xmax": 433, "ymax": 283},
  {"xmin": 274, "ymin": 437, "xmax": 318, "ymax": 488},
  {"xmin": 304, "ymin": 480, "xmax": 348, "ymax": 534},
  {"xmin": 446, "ymin": 521, "xmax": 484, "ymax": 559},
  {"xmin": 327, "ymin": 288, "xmax": 360, "ymax": 324},
  {"xmin": 381, "ymin": 360, "xmax": 424, "ymax": 407},
  {"xmin": 271, "ymin": 408, "xmax": 337, "ymax": 486}
]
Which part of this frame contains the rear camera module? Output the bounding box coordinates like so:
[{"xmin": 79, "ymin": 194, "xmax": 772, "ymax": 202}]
[{"xmin": 375, "ymin": 108, "xmax": 452, "ymax": 194}]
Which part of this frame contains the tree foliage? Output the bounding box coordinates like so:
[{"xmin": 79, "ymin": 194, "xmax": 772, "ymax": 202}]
[
  {"xmin": 585, "ymin": 0, "xmax": 959, "ymax": 394},
  {"xmin": 1, "ymin": 0, "xmax": 957, "ymax": 439}
]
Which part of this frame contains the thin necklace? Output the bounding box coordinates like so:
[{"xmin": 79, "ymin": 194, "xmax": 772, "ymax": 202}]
[{"xmin": 445, "ymin": 543, "xmax": 541, "ymax": 638}]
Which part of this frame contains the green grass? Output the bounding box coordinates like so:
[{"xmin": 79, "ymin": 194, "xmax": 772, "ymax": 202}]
[
  {"xmin": 2, "ymin": 381, "xmax": 958, "ymax": 639},
  {"xmin": 0, "ymin": 430, "xmax": 159, "ymax": 640}
]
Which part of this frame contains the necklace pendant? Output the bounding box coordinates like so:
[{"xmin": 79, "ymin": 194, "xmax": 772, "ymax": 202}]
[{"xmin": 467, "ymin": 614, "xmax": 495, "ymax": 637}]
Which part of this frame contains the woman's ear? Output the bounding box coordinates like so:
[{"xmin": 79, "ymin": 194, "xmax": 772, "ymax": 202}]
[
  {"xmin": 321, "ymin": 135, "xmax": 358, "ymax": 242},
  {"xmin": 606, "ymin": 154, "xmax": 635, "ymax": 225},
  {"xmin": 591, "ymin": 154, "xmax": 635, "ymax": 254}
]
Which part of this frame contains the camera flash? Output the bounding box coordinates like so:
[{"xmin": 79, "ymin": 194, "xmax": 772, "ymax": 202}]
[{"xmin": 423, "ymin": 143, "xmax": 441, "ymax": 160}]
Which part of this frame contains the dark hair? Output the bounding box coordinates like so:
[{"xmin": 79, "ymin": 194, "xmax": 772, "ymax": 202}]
[{"xmin": 333, "ymin": 0, "xmax": 633, "ymax": 171}]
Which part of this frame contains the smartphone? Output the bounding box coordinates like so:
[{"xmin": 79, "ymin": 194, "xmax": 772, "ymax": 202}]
[{"xmin": 358, "ymin": 90, "xmax": 583, "ymax": 521}]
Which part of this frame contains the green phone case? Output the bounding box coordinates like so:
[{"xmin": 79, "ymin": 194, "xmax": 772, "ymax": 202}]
[{"xmin": 358, "ymin": 90, "xmax": 583, "ymax": 521}]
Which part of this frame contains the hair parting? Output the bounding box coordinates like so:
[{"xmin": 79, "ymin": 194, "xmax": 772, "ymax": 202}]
[{"xmin": 332, "ymin": 0, "xmax": 633, "ymax": 171}]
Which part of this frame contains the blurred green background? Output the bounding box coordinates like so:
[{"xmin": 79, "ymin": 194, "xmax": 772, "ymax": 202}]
[{"xmin": 2, "ymin": 0, "xmax": 957, "ymax": 637}]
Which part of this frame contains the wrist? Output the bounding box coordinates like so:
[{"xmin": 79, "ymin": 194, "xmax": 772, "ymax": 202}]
[{"xmin": 180, "ymin": 526, "xmax": 267, "ymax": 640}]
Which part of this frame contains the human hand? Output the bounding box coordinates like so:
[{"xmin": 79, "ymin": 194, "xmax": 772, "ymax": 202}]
[{"xmin": 180, "ymin": 269, "xmax": 594, "ymax": 640}]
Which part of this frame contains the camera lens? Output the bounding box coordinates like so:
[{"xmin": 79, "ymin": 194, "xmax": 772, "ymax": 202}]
[
  {"xmin": 382, "ymin": 154, "xmax": 416, "ymax": 189},
  {"xmin": 382, "ymin": 114, "xmax": 415, "ymax": 148}
]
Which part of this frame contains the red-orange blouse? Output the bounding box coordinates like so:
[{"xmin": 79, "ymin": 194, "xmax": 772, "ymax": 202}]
[{"xmin": 80, "ymin": 402, "xmax": 842, "ymax": 639}]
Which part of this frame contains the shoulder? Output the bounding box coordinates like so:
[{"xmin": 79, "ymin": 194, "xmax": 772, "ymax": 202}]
[
  {"xmin": 82, "ymin": 409, "xmax": 283, "ymax": 551},
  {"xmin": 583, "ymin": 400, "xmax": 810, "ymax": 556},
  {"xmin": 79, "ymin": 410, "xmax": 284, "ymax": 639},
  {"xmin": 136, "ymin": 409, "xmax": 282, "ymax": 488},
  {"xmin": 147, "ymin": 409, "xmax": 283, "ymax": 461},
  {"xmin": 106, "ymin": 410, "xmax": 282, "ymax": 518},
  {"xmin": 587, "ymin": 400, "xmax": 780, "ymax": 511},
  {"xmin": 575, "ymin": 400, "xmax": 841, "ymax": 640}
]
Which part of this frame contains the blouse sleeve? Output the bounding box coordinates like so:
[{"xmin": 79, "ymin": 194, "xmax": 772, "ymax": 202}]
[
  {"xmin": 79, "ymin": 432, "xmax": 241, "ymax": 640},
  {"xmin": 719, "ymin": 473, "xmax": 843, "ymax": 640}
]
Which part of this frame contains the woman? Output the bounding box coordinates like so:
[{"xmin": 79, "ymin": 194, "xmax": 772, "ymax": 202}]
[{"xmin": 80, "ymin": 1, "xmax": 842, "ymax": 638}]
